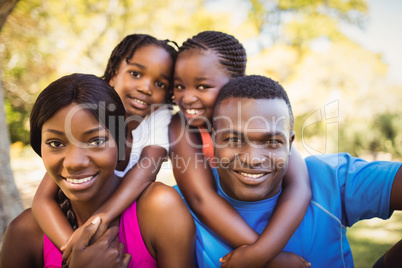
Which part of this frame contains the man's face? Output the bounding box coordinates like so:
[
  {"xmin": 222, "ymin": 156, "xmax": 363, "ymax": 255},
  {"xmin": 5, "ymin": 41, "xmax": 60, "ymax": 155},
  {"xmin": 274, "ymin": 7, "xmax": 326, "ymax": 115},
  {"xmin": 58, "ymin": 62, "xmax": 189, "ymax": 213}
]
[{"xmin": 213, "ymin": 98, "xmax": 294, "ymax": 202}]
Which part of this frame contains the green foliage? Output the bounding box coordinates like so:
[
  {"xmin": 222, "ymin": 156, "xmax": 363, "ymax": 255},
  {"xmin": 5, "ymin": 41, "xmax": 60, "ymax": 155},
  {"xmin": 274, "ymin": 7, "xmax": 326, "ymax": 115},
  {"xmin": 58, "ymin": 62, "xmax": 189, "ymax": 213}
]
[
  {"xmin": 0, "ymin": 0, "xmax": 56, "ymax": 145},
  {"xmin": 246, "ymin": 0, "xmax": 368, "ymax": 50},
  {"xmin": 337, "ymin": 112, "xmax": 402, "ymax": 159},
  {"xmin": 4, "ymin": 99, "xmax": 29, "ymax": 143}
]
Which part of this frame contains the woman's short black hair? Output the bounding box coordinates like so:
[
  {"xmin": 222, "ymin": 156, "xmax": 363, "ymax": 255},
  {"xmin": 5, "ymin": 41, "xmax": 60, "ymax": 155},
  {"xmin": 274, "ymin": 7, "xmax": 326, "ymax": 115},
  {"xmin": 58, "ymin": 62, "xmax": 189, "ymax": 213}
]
[{"xmin": 30, "ymin": 73, "xmax": 127, "ymax": 160}]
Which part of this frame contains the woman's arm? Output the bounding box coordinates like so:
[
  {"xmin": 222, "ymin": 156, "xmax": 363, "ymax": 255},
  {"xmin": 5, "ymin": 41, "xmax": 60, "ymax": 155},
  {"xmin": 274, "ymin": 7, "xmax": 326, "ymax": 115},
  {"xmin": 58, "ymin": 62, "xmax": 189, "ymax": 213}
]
[
  {"xmin": 138, "ymin": 182, "xmax": 196, "ymax": 268},
  {"xmin": 31, "ymin": 173, "xmax": 73, "ymax": 248},
  {"xmin": 169, "ymin": 114, "xmax": 259, "ymax": 247}
]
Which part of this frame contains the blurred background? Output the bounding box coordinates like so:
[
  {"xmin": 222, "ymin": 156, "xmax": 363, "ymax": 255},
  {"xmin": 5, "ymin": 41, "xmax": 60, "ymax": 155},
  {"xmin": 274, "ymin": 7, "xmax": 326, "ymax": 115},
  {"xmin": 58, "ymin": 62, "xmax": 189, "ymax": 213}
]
[{"xmin": 0, "ymin": 0, "xmax": 401, "ymax": 266}]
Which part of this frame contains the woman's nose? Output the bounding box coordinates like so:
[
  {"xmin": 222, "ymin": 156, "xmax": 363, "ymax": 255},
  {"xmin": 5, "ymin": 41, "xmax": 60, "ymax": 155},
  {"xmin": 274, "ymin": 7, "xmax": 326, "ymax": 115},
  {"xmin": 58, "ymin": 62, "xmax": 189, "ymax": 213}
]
[{"xmin": 63, "ymin": 145, "xmax": 90, "ymax": 171}]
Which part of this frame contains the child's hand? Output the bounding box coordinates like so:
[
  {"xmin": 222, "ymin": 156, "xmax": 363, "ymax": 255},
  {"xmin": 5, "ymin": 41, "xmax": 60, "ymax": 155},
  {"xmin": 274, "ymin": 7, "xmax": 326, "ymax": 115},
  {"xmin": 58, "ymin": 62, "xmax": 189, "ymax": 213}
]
[
  {"xmin": 66, "ymin": 216, "xmax": 131, "ymax": 268},
  {"xmin": 220, "ymin": 245, "xmax": 265, "ymax": 268},
  {"xmin": 61, "ymin": 214, "xmax": 110, "ymax": 262},
  {"xmin": 220, "ymin": 245, "xmax": 311, "ymax": 268},
  {"xmin": 265, "ymin": 251, "xmax": 311, "ymax": 268}
]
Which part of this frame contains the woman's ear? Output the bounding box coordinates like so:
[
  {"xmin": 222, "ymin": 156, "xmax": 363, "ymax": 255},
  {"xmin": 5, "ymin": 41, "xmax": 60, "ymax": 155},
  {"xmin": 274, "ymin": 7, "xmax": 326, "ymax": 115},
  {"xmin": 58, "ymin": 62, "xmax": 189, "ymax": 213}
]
[{"xmin": 109, "ymin": 76, "xmax": 115, "ymax": 87}]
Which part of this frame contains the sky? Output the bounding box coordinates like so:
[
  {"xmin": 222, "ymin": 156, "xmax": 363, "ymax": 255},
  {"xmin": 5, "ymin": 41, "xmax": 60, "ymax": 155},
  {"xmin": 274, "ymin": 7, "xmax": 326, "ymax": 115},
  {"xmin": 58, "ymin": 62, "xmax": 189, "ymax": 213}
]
[{"xmin": 342, "ymin": 0, "xmax": 402, "ymax": 84}]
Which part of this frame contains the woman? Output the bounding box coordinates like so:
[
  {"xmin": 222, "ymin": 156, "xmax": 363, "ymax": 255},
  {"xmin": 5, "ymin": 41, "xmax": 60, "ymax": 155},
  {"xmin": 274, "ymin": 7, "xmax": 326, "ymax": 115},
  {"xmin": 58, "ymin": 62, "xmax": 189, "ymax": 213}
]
[{"xmin": 0, "ymin": 73, "xmax": 195, "ymax": 268}]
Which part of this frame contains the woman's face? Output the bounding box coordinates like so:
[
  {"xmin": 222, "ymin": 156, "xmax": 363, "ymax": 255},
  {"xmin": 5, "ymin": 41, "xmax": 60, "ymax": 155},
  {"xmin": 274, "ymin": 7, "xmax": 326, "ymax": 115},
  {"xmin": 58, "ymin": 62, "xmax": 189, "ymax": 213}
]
[
  {"xmin": 110, "ymin": 45, "xmax": 173, "ymax": 119},
  {"xmin": 41, "ymin": 103, "xmax": 118, "ymax": 204},
  {"xmin": 173, "ymin": 49, "xmax": 231, "ymax": 127}
]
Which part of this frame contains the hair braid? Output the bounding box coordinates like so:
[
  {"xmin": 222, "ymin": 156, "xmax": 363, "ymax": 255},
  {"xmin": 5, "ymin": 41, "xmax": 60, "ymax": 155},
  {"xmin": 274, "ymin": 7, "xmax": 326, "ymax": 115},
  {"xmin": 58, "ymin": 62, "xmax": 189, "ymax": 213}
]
[
  {"xmin": 57, "ymin": 188, "xmax": 78, "ymax": 231},
  {"xmin": 179, "ymin": 31, "xmax": 246, "ymax": 78}
]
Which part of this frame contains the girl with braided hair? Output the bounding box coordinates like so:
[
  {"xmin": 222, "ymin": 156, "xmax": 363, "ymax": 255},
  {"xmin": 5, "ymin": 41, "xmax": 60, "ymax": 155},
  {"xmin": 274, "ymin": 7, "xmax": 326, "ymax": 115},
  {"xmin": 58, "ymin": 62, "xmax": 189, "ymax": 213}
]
[
  {"xmin": 30, "ymin": 34, "xmax": 184, "ymax": 261},
  {"xmin": 169, "ymin": 31, "xmax": 312, "ymax": 267},
  {"xmin": 0, "ymin": 73, "xmax": 195, "ymax": 268}
]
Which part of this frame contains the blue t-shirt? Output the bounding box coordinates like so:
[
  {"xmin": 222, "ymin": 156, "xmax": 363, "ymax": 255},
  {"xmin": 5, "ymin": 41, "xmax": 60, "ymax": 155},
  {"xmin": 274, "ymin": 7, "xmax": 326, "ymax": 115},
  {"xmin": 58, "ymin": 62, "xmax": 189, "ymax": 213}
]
[{"xmin": 175, "ymin": 153, "xmax": 401, "ymax": 268}]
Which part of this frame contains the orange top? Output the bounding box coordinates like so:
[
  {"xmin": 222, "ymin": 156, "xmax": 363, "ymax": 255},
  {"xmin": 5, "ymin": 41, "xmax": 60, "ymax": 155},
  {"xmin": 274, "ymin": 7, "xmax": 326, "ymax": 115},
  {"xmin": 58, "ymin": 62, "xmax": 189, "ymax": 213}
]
[{"xmin": 198, "ymin": 126, "xmax": 216, "ymax": 168}]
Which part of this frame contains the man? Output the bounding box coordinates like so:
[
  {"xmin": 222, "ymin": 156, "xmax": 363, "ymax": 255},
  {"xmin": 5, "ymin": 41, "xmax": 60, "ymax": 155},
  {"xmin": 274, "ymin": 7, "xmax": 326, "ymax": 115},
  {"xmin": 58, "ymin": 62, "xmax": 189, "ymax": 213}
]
[{"xmin": 176, "ymin": 75, "xmax": 402, "ymax": 267}]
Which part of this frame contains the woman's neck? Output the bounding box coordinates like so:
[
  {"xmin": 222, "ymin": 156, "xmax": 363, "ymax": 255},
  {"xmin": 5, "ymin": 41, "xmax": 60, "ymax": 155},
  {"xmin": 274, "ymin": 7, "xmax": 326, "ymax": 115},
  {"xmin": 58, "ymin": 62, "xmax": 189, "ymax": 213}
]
[{"xmin": 70, "ymin": 174, "xmax": 120, "ymax": 226}]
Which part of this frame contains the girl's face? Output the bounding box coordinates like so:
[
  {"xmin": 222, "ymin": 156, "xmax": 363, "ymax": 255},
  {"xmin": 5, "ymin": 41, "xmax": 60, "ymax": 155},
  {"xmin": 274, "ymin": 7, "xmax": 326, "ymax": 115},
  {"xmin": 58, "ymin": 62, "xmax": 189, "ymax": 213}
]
[
  {"xmin": 174, "ymin": 49, "xmax": 231, "ymax": 127},
  {"xmin": 41, "ymin": 103, "xmax": 118, "ymax": 205},
  {"xmin": 110, "ymin": 45, "xmax": 173, "ymax": 119}
]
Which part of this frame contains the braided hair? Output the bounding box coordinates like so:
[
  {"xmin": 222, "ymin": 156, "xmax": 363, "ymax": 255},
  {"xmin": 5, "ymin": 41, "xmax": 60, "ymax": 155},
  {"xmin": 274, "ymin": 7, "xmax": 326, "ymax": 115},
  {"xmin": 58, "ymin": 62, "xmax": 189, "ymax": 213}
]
[
  {"xmin": 179, "ymin": 31, "xmax": 247, "ymax": 78},
  {"xmin": 102, "ymin": 34, "xmax": 178, "ymax": 103}
]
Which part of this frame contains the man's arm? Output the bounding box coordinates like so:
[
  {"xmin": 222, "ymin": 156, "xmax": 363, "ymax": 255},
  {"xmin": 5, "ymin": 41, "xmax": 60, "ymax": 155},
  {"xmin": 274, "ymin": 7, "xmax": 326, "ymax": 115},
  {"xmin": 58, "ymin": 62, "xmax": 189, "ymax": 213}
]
[{"xmin": 389, "ymin": 166, "xmax": 402, "ymax": 211}]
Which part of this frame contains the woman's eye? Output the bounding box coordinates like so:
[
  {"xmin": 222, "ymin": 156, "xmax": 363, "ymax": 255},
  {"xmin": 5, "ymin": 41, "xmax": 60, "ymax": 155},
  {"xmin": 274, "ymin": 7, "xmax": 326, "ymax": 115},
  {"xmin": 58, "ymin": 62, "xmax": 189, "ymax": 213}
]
[
  {"xmin": 47, "ymin": 140, "xmax": 64, "ymax": 148},
  {"xmin": 88, "ymin": 138, "xmax": 106, "ymax": 147},
  {"xmin": 155, "ymin": 81, "xmax": 166, "ymax": 89},
  {"xmin": 129, "ymin": 71, "xmax": 141, "ymax": 78}
]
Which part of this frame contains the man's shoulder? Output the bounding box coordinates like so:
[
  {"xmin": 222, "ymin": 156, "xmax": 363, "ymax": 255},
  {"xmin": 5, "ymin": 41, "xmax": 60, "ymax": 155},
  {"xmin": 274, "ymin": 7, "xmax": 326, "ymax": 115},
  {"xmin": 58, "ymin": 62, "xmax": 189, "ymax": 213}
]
[{"xmin": 305, "ymin": 153, "xmax": 352, "ymax": 169}]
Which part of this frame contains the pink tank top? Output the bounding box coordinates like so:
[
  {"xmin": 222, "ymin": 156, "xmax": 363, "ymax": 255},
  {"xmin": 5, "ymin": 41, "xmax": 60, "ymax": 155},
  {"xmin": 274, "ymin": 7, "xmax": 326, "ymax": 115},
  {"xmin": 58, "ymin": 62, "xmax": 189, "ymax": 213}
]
[{"xmin": 43, "ymin": 201, "xmax": 156, "ymax": 268}]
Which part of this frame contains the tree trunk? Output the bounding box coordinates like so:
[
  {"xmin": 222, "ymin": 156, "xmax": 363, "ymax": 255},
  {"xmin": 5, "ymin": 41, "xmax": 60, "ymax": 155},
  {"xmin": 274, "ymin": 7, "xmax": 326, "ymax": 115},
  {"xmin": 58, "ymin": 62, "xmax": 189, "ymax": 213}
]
[
  {"xmin": 0, "ymin": 0, "xmax": 23, "ymax": 248},
  {"xmin": 0, "ymin": 0, "xmax": 19, "ymax": 32}
]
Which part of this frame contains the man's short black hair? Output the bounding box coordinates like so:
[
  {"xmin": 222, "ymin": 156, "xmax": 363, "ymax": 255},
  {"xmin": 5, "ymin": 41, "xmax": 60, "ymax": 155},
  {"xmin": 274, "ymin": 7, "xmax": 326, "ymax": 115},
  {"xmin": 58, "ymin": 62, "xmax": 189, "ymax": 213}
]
[{"xmin": 213, "ymin": 75, "xmax": 294, "ymax": 131}]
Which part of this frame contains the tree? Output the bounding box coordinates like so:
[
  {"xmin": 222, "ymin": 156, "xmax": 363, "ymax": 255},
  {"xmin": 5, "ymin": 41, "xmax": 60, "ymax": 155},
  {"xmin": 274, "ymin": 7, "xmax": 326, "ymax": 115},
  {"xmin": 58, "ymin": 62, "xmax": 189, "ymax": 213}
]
[{"xmin": 0, "ymin": 0, "xmax": 23, "ymax": 248}]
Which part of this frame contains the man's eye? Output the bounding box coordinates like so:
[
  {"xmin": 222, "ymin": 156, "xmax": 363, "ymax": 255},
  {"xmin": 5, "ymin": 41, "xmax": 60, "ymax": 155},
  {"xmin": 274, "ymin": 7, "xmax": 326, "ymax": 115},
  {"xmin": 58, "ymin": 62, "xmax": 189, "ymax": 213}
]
[
  {"xmin": 47, "ymin": 141, "xmax": 64, "ymax": 148},
  {"xmin": 129, "ymin": 71, "xmax": 141, "ymax": 78},
  {"xmin": 228, "ymin": 137, "xmax": 241, "ymax": 143},
  {"xmin": 266, "ymin": 139, "xmax": 281, "ymax": 145},
  {"xmin": 88, "ymin": 138, "xmax": 106, "ymax": 147}
]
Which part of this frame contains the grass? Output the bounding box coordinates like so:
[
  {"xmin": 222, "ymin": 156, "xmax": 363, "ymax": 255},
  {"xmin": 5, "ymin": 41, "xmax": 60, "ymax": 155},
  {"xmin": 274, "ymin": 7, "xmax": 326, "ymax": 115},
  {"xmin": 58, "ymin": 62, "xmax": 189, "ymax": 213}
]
[{"xmin": 347, "ymin": 211, "xmax": 402, "ymax": 267}]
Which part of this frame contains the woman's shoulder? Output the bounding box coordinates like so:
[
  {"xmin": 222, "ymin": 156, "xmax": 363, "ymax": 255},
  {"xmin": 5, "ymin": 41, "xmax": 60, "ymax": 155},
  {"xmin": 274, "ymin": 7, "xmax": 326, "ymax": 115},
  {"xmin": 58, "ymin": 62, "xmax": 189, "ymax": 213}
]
[
  {"xmin": 4, "ymin": 208, "xmax": 43, "ymax": 243},
  {"xmin": 0, "ymin": 208, "xmax": 44, "ymax": 268}
]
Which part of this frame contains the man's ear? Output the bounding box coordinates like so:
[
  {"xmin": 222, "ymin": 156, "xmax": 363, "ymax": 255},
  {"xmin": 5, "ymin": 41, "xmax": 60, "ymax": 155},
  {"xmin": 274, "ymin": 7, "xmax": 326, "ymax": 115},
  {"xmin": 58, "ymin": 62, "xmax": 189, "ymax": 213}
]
[{"xmin": 289, "ymin": 131, "xmax": 295, "ymax": 152}]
